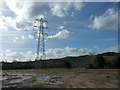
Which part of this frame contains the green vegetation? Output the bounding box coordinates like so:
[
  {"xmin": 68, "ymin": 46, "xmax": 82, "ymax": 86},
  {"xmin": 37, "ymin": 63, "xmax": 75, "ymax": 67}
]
[
  {"xmin": 88, "ymin": 64, "xmax": 95, "ymax": 69},
  {"xmin": 2, "ymin": 52, "xmax": 120, "ymax": 70},
  {"xmin": 96, "ymin": 55, "xmax": 107, "ymax": 68},
  {"xmin": 2, "ymin": 61, "xmax": 34, "ymax": 70},
  {"xmin": 64, "ymin": 61, "xmax": 72, "ymax": 69},
  {"xmin": 3, "ymin": 68, "xmax": 84, "ymax": 72},
  {"xmin": 88, "ymin": 55, "xmax": 120, "ymax": 69},
  {"xmin": 2, "ymin": 68, "xmax": 120, "ymax": 73},
  {"xmin": 113, "ymin": 56, "xmax": 120, "ymax": 68}
]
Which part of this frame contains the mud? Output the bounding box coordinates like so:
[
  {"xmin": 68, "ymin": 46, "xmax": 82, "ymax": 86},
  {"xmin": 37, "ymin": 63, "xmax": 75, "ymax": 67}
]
[{"xmin": 2, "ymin": 70, "xmax": 119, "ymax": 88}]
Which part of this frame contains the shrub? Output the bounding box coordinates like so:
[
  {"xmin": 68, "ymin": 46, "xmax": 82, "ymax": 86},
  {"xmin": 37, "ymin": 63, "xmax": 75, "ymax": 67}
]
[
  {"xmin": 64, "ymin": 61, "xmax": 72, "ymax": 69},
  {"xmin": 88, "ymin": 64, "xmax": 95, "ymax": 69},
  {"xmin": 96, "ymin": 55, "xmax": 106, "ymax": 68}
]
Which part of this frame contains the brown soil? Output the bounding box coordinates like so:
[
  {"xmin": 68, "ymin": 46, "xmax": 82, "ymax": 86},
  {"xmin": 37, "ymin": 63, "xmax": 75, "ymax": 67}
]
[{"xmin": 2, "ymin": 70, "xmax": 119, "ymax": 88}]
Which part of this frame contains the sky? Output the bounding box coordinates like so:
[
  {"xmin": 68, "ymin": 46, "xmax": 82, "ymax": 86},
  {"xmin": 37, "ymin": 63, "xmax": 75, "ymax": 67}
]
[{"xmin": 0, "ymin": 0, "xmax": 118, "ymax": 62}]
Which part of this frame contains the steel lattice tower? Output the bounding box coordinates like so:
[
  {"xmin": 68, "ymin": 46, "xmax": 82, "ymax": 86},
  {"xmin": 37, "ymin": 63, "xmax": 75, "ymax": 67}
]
[{"xmin": 33, "ymin": 18, "xmax": 48, "ymax": 60}]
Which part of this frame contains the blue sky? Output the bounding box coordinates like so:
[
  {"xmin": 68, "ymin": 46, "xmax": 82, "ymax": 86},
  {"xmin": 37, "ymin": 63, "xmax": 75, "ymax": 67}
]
[{"xmin": 0, "ymin": 1, "xmax": 118, "ymax": 62}]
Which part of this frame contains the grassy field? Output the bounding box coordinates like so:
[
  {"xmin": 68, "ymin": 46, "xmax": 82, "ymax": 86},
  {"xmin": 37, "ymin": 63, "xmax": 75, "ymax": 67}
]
[{"xmin": 2, "ymin": 68, "xmax": 120, "ymax": 73}]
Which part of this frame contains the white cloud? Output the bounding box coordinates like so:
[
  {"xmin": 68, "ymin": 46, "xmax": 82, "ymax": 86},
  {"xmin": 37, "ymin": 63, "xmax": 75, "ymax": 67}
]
[
  {"xmin": 46, "ymin": 48, "xmax": 64, "ymax": 58},
  {"xmin": 71, "ymin": 12, "xmax": 74, "ymax": 17},
  {"xmin": 0, "ymin": 15, "xmax": 17, "ymax": 30},
  {"xmin": 65, "ymin": 47, "xmax": 92, "ymax": 56},
  {"xmin": 89, "ymin": 8, "xmax": 118, "ymax": 30},
  {"xmin": 46, "ymin": 47, "xmax": 92, "ymax": 59},
  {"xmin": 11, "ymin": 52, "xmax": 25, "ymax": 60},
  {"xmin": 63, "ymin": 21, "xmax": 67, "ymax": 25},
  {"xmin": 28, "ymin": 34, "xmax": 34, "ymax": 39},
  {"xmin": 1, "ymin": 47, "xmax": 92, "ymax": 62},
  {"xmin": 94, "ymin": 45, "xmax": 100, "ymax": 49},
  {"xmin": 14, "ymin": 36, "xmax": 19, "ymax": 40},
  {"xmin": 73, "ymin": 2, "xmax": 85, "ymax": 10},
  {"xmin": 21, "ymin": 35, "xmax": 25, "ymax": 40},
  {"xmin": 25, "ymin": 51, "xmax": 36, "ymax": 60},
  {"xmin": 57, "ymin": 25, "xmax": 65, "ymax": 30},
  {"xmin": 105, "ymin": 46, "xmax": 118, "ymax": 52},
  {"xmin": 49, "ymin": 3, "xmax": 67, "ymax": 17},
  {"xmin": 47, "ymin": 29, "xmax": 69, "ymax": 39},
  {"xmin": 13, "ymin": 35, "xmax": 26, "ymax": 42},
  {"xmin": 1, "ymin": 50, "xmax": 36, "ymax": 62},
  {"xmin": 1, "ymin": 50, "xmax": 25, "ymax": 62},
  {"xmin": 16, "ymin": 20, "xmax": 33, "ymax": 31},
  {"xmin": 12, "ymin": 34, "xmax": 36, "ymax": 42},
  {"xmin": 2, "ymin": 1, "xmax": 85, "ymax": 32},
  {"xmin": 13, "ymin": 39, "xmax": 16, "ymax": 42},
  {"xmin": 6, "ymin": 49, "xmax": 11, "ymax": 53},
  {"xmin": 65, "ymin": 47, "xmax": 79, "ymax": 54},
  {"xmin": 49, "ymin": 2, "xmax": 85, "ymax": 17},
  {"xmin": 13, "ymin": 36, "xmax": 19, "ymax": 42},
  {"xmin": 4, "ymin": 1, "xmax": 48, "ymax": 31}
]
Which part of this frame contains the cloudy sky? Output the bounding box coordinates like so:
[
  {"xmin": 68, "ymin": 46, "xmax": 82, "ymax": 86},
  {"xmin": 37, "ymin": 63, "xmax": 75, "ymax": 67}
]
[{"xmin": 0, "ymin": 0, "xmax": 118, "ymax": 62}]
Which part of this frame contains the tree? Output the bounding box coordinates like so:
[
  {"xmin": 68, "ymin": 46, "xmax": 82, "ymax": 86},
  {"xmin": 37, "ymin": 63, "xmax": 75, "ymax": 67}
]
[
  {"xmin": 64, "ymin": 60, "xmax": 72, "ymax": 69},
  {"xmin": 96, "ymin": 55, "xmax": 106, "ymax": 68},
  {"xmin": 89, "ymin": 51, "xmax": 96, "ymax": 65},
  {"xmin": 114, "ymin": 56, "xmax": 120, "ymax": 69},
  {"xmin": 88, "ymin": 64, "xmax": 95, "ymax": 69}
]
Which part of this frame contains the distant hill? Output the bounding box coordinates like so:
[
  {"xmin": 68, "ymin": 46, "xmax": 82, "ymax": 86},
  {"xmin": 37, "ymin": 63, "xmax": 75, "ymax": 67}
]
[
  {"xmin": 2, "ymin": 52, "xmax": 120, "ymax": 70},
  {"xmin": 98, "ymin": 52, "xmax": 119, "ymax": 56}
]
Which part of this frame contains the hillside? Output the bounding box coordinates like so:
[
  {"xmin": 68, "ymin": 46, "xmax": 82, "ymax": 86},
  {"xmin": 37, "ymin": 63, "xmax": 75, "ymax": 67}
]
[{"xmin": 2, "ymin": 52, "xmax": 120, "ymax": 70}]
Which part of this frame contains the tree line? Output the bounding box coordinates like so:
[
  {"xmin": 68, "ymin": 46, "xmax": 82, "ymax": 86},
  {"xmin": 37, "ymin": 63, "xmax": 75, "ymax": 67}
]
[{"xmin": 88, "ymin": 55, "xmax": 120, "ymax": 69}]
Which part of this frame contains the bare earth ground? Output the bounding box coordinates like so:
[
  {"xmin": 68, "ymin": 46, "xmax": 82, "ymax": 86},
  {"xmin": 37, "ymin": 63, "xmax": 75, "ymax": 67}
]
[{"xmin": 2, "ymin": 70, "xmax": 119, "ymax": 88}]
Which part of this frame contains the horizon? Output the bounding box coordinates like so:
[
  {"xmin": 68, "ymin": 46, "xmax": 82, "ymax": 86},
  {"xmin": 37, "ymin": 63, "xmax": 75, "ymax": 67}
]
[{"xmin": 1, "ymin": 51, "xmax": 119, "ymax": 63}]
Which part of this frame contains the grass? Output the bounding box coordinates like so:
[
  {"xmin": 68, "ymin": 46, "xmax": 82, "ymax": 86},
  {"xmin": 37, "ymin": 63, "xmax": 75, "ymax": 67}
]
[{"xmin": 2, "ymin": 68, "xmax": 120, "ymax": 73}]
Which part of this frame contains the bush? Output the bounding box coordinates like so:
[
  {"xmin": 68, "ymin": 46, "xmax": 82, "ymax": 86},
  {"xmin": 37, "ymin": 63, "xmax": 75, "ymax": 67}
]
[
  {"xmin": 88, "ymin": 64, "xmax": 95, "ymax": 69},
  {"xmin": 96, "ymin": 55, "xmax": 106, "ymax": 68},
  {"xmin": 64, "ymin": 61, "xmax": 72, "ymax": 69},
  {"xmin": 114, "ymin": 56, "xmax": 120, "ymax": 69}
]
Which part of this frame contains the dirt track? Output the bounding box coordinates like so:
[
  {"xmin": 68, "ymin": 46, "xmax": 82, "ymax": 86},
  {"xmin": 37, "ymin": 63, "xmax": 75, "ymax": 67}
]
[{"xmin": 2, "ymin": 70, "xmax": 119, "ymax": 88}]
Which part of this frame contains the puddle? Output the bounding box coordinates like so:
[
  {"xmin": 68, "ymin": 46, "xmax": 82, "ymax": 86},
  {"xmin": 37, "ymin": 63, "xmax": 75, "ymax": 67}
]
[
  {"xmin": 0, "ymin": 77, "xmax": 7, "ymax": 81},
  {"xmin": 50, "ymin": 79, "xmax": 63, "ymax": 84},
  {"xmin": 2, "ymin": 73, "xmax": 36, "ymax": 81},
  {"xmin": 55, "ymin": 81, "xmax": 63, "ymax": 84},
  {"xmin": 10, "ymin": 73, "xmax": 36, "ymax": 76},
  {"xmin": 36, "ymin": 76, "xmax": 63, "ymax": 84},
  {"xmin": 37, "ymin": 76, "xmax": 51, "ymax": 81},
  {"xmin": 3, "ymin": 72, "xmax": 36, "ymax": 76}
]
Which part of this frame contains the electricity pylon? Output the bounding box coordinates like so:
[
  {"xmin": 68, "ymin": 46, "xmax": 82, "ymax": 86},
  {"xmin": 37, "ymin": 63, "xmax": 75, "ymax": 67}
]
[{"xmin": 33, "ymin": 18, "xmax": 48, "ymax": 60}]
